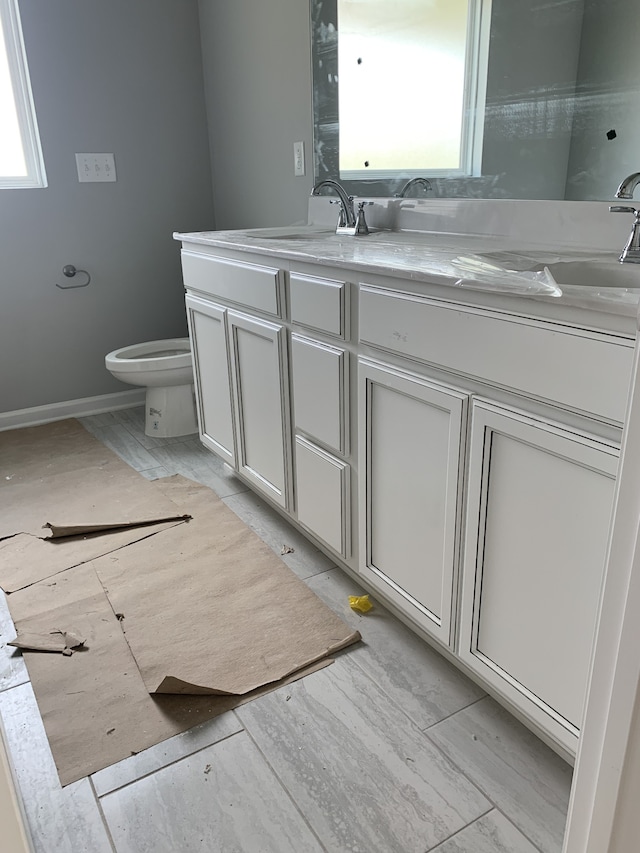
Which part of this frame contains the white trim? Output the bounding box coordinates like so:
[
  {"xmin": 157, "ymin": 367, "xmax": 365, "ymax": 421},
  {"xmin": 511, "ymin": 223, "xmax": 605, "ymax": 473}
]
[
  {"xmin": 0, "ymin": 389, "xmax": 145, "ymax": 432},
  {"xmin": 466, "ymin": 0, "xmax": 491, "ymax": 177},
  {"xmin": 0, "ymin": 0, "xmax": 46, "ymax": 189},
  {"xmin": 563, "ymin": 326, "xmax": 640, "ymax": 852}
]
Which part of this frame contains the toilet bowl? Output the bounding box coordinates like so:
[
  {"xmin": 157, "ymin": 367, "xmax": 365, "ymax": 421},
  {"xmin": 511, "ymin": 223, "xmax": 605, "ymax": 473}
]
[{"xmin": 105, "ymin": 338, "xmax": 198, "ymax": 437}]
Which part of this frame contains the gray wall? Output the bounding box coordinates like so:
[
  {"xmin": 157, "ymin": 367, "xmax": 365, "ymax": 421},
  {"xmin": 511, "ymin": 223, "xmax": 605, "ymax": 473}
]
[
  {"xmin": 198, "ymin": 0, "xmax": 314, "ymax": 230},
  {"xmin": 0, "ymin": 0, "xmax": 214, "ymax": 414},
  {"xmin": 482, "ymin": 0, "xmax": 585, "ymax": 200},
  {"xmin": 565, "ymin": 0, "xmax": 640, "ymax": 200}
]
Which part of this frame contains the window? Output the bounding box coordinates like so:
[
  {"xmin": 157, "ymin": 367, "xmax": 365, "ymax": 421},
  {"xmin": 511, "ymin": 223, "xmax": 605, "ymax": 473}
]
[
  {"xmin": 0, "ymin": 0, "xmax": 46, "ymax": 188},
  {"xmin": 337, "ymin": 0, "xmax": 490, "ymax": 181}
]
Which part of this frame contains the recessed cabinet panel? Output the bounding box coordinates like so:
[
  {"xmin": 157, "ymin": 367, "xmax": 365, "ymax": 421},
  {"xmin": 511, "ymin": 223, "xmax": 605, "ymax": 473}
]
[
  {"xmin": 359, "ymin": 358, "xmax": 467, "ymax": 646},
  {"xmin": 185, "ymin": 295, "xmax": 235, "ymax": 465},
  {"xmin": 459, "ymin": 401, "xmax": 618, "ymax": 749},
  {"xmin": 289, "ymin": 273, "xmax": 347, "ymax": 338},
  {"xmin": 181, "ymin": 251, "xmax": 282, "ymax": 316},
  {"xmin": 295, "ymin": 437, "xmax": 350, "ymax": 557},
  {"xmin": 291, "ymin": 334, "xmax": 347, "ymax": 454},
  {"xmin": 228, "ymin": 311, "xmax": 290, "ymax": 509}
]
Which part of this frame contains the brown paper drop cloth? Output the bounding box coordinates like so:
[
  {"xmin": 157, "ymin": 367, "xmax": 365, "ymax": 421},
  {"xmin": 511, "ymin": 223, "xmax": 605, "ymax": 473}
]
[
  {"xmin": 92, "ymin": 476, "xmax": 360, "ymax": 697},
  {"xmin": 1, "ymin": 424, "xmax": 361, "ymax": 785}
]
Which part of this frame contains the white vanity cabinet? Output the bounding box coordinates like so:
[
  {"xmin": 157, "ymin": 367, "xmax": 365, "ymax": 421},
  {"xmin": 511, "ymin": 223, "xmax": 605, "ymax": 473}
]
[
  {"xmin": 358, "ymin": 358, "xmax": 468, "ymax": 647},
  {"xmin": 178, "ymin": 231, "xmax": 635, "ymax": 760},
  {"xmin": 458, "ymin": 401, "xmax": 618, "ymax": 752}
]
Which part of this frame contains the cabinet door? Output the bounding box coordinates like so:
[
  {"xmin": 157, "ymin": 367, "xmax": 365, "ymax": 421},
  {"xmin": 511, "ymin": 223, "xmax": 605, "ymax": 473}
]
[
  {"xmin": 459, "ymin": 400, "xmax": 618, "ymax": 754},
  {"xmin": 295, "ymin": 436, "xmax": 350, "ymax": 557},
  {"xmin": 185, "ymin": 294, "xmax": 235, "ymax": 465},
  {"xmin": 228, "ymin": 310, "xmax": 291, "ymax": 510},
  {"xmin": 358, "ymin": 358, "xmax": 468, "ymax": 646}
]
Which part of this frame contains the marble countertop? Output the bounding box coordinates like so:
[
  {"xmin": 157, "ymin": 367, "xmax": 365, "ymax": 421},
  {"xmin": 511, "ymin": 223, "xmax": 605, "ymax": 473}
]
[{"xmin": 174, "ymin": 223, "xmax": 640, "ymax": 323}]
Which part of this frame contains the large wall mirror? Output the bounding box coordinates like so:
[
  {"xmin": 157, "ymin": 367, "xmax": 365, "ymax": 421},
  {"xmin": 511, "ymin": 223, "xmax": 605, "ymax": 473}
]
[{"xmin": 311, "ymin": 0, "xmax": 640, "ymax": 201}]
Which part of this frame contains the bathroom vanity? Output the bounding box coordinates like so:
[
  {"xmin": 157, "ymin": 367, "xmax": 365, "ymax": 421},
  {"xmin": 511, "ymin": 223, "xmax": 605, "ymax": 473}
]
[{"xmin": 175, "ymin": 198, "xmax": 639, "ymax": 762}]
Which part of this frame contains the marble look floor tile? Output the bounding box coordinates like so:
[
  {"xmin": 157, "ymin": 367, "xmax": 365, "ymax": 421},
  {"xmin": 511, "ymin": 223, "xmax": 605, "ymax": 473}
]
[
  {"xmin": 0, "ymin": 591, "xmax": 29, "ymax": 692},
  {"xmin": 237, "ymin": 655, "xmax": 490, "ymax": 853},
  {"xmin": 307, "ymin": 569, "xmax": 486, "ymax": 728},
  {"xmin": 430, "ymin": 809, "xmax": 540, "ymax": 852},
  {"xmin": 223, "ymin": 490, "xmax": 335, "ymax": 580},
  {"xmin": 137, "ymin": 465, "xmax": 171, "ymax": 480},
  {"xmin": 92, "ymin": 710, "xmax": 243, "ymax": 796},
  {"xmin": 147, "ymin": 438, "xmax": 249, "ymax": 498},
  {"xmin": 0, "ymin": 683, "xmax": 113, "ymax": 853},
  {"xmin": 428, "ymin": 697, "xmax": 572, "ymax": 853},
  {"xmin": 112, "ymin": 407, "xmax": 196, "ymax": 450},
  {"xmin": 88, "ymin": 423, "xmax": 158, "ymax": 472},
  {"xmin": 100, "ymin": 731, "xmax": 324, "ymax": 853},
  {"xmin": 79, "ymin": 411, "xmax": 119, "ymax": 433}
]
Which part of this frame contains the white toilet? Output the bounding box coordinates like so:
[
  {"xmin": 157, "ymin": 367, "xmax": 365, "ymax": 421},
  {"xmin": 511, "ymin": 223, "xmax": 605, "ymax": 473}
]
[{"xmin": 105, "ymin": 338, "xmax": 198, "ymax": 437}]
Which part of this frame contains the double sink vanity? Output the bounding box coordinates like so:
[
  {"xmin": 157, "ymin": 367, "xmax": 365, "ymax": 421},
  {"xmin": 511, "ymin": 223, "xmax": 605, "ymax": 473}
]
[{"xmin": 175, "ymin": 195, "xmax": 639, "ymax": 763}]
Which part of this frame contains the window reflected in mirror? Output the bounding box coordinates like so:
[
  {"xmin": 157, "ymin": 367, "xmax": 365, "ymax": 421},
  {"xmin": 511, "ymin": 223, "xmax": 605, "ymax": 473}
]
[{"xmin": 338, "ymin": 0, "xmax": 489, "ymax": 180}]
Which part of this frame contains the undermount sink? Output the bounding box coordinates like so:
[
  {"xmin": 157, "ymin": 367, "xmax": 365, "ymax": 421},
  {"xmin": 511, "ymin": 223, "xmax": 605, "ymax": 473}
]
[
  {"xmin": 542, "ymin": 258, "xmax": 640, "ymax": 289},
  {"xmin": 239, "ymin": 226, "xmax": 335, "ymax": 241},
  {"xmin": 475, "ymin": 249, "xmax": 640, "ymax": 289}
]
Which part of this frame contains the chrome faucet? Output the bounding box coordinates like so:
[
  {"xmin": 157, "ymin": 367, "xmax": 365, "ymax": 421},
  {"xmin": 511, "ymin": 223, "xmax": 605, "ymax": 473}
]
[
  {"xmin": 397, "ymin": 177, "xmax": 433, "ymax": 198},
  {"xmin": 611, "ymin": 173, "xmax": 640, "ymax": 263},
  {"xmin": 311, "ymin": 179, "xmax": 370, "ymax": 236},
  {"xmin": 615, "ymin": 172, "xmax": 640, "ymax": 199}
]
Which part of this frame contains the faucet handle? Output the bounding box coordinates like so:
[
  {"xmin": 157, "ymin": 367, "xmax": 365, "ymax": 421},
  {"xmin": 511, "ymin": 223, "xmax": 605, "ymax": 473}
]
[
  {"xmin": 610, "ymin": 206, "xmax": 640, "ymax": 264},
  {"xmin": 329, "ymin": 197, "xmax": 353, "ymax": 228},
  {"xmin": 610, "ymin": 205, "xmax": 638, "ymax": 215},
  {"xmin": 354, "ymin": 201, "xmax": 373, "ymax": 236}
]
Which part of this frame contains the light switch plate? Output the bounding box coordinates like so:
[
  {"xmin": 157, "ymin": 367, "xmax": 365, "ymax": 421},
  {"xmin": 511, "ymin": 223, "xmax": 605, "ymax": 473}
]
[
  {"xmin": 293, "ymin": 141, "xmax": 305, "ymax": 176},
  {"xmin": 75, "ymin": 153, "xmax": 117, "ymax": 182}
]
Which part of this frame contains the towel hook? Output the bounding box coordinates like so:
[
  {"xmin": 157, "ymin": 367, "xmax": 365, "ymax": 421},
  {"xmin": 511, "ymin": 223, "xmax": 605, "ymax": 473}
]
[{"xmin": 56, "ymin": 264, "xmax": 91, "ymax": 289}]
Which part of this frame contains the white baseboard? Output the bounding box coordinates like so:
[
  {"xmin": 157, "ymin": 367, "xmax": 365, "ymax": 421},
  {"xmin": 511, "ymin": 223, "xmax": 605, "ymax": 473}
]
[{"xmin": 0, "ymin": 389, "xmax": 146, "ymax": 432}]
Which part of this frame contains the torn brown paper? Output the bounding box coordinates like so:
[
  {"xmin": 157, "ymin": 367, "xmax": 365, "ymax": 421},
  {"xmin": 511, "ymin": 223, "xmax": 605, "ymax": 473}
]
[
  {"xmin": 0, "ymin": 460, "xmax": 190, "ymax": 540},
  {"xmin": 8, "ymin": 562, "xmax": 333, "ymax": 786},
  {"xmin": 8, "ymin": 629, "xmax": 85, "ymax": 653},
  {"xmin": 93, "ymin": 475, "xmax": 361, "ymax": 696},
  {"xmin": 42, "ymin": 515, "xmax": 190, "ymax": 538},
  {"xmin": 0, "ymin": 519, "xmax": 188, "ymax": 594},
  {"xmin": 0, "ymin": 419, "xmax": 189, "ymax": 539}
]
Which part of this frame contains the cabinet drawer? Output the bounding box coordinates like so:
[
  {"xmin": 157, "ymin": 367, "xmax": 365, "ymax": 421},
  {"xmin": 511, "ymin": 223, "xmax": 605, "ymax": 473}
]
[
  {"xmin": 289, "ymin": 272, "xmax": 347, "ymax": 338},
  {"xmin": 291, "ymin": 334, "xmax": 348, "ymax": 455},
  {"xmin": 181, "ymin": 251, "xmax": 283, "ymax": 317},
  {"xmin": 359, "ymin": 284, "xmax": 634, "ymax": 424},
  {"xmin": 295, "ymin": 437, "xmax": 350, "ymax": 557}
]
